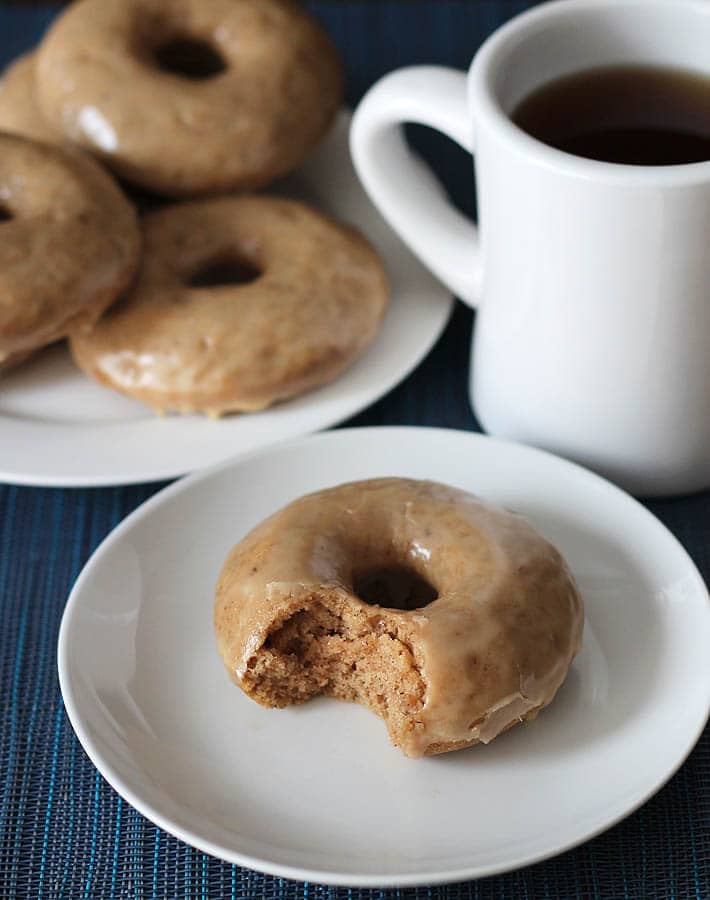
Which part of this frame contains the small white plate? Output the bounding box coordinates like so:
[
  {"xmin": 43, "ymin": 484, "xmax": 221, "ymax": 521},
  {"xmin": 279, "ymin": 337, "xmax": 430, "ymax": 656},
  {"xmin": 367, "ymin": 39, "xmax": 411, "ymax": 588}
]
[
  {"xmin": 0, "ymin": 114, "xmax": 452, "ymax": 487},
  {"xmin": 58, "ymin": 426, "xmax": 710, "ymax": 887}
]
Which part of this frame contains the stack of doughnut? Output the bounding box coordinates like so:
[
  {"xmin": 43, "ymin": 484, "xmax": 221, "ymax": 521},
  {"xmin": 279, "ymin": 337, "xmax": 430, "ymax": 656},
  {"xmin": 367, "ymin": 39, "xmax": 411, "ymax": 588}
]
[{"xmin": 0, "ymin": 0, "xmax": 389, "ymax": 414}]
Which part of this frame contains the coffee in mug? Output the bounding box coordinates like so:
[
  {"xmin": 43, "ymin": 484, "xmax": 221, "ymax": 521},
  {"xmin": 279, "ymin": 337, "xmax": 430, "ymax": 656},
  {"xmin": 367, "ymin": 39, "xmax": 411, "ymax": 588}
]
[{"xmin": 512, "ymin": 65, "xmax": 710, "ymax": 166}]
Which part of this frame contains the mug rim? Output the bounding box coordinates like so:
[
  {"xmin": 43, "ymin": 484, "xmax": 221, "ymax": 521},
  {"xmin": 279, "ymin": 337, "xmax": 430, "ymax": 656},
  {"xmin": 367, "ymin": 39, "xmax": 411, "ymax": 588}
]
[{"xmin": 468, "ymin": 0, "xmax": 710, "ymax": 185}]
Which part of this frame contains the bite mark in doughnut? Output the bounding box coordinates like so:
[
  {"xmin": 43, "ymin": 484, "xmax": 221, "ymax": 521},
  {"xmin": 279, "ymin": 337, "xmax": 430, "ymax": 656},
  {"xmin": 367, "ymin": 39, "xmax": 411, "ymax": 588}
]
[
  {"xmin": 214, "ymin": 478, "xmax": 584, "ymax": 758},
  {"xmin": 36, "ymin": 0, "xmax": 344, "ymax": 195}
]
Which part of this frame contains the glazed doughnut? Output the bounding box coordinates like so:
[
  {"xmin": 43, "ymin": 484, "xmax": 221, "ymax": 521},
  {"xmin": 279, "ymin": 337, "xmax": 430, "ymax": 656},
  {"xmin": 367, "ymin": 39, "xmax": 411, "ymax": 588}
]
[
  {"xmin": 36, "ymin": 0, "xmax": 343, "ymax": 195},
  {"xmin": 69, "ymin": 195, "xmax": 389, "ymax": 415},
  {"xmin": 214, "ymin": 478, "xmax": 584, "ymax": 758},
  {"xmin": 0, "ymin": 132, "xmax": 140, "ymax": 365},
  {"xmin": 0, "ymin": 54, "xmax": 59, "ymax": 145}
]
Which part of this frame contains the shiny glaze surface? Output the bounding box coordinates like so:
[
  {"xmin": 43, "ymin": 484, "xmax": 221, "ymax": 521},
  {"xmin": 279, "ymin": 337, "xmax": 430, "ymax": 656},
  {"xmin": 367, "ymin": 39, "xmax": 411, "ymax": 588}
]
[{"xmin": 0, "ymin": 53, "xmax": 59, "ymax": 144}]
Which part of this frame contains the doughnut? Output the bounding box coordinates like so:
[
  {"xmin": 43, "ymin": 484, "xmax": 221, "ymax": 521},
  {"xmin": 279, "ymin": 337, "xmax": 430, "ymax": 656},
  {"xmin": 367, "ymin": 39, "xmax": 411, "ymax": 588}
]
[
  {"xmin": 0, "ymin": 54, "xmax": 59, "ymax": 145},
  {"xmin": 214, "ymin": 478, "xmax": 584, "ymax": 758},
  {"xmin": 36, "ymin": 0, "xmax": 344, "ymax": 196},
  {"xmin": 69, "ymin": 195, "xmax": 389, "ymax": 415},
  {"xmin": 0, "ymin": 132, "xmax": 140, "ymax": 365}
]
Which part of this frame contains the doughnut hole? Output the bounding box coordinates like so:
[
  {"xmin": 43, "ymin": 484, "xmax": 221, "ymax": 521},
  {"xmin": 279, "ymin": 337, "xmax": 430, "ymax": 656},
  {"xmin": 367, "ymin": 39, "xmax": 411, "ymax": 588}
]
[
  {"xmin": 188, "ymin": 255, "xmax": 262, "ymax": 288},
  {"xmin": 353, "ymin": 564, "xmax": 438, "ymax": 610},
  {"xmin": 153, "ymin": 35, "xmax": 227, "ymax": 80},
  {"xmin": 0, "ymin": 204, "xmax": 13, "ymax": 223},
  {"xmin": 242, "ymin": 592, "xmax": 427, "ymax": 753}
]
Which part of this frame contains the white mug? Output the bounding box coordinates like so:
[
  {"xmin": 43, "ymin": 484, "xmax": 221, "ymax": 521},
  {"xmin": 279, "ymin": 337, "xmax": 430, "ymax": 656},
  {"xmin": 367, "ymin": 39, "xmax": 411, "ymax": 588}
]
[{"xmin": 351, "ymin": 0, "xmax": 710, "ymax": 497}]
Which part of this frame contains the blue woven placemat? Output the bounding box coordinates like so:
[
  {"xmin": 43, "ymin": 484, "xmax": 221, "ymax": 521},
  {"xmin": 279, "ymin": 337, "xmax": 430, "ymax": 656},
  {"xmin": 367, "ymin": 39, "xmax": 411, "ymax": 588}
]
[{"xmin": 0, "ymin": 3, "xmax": 708, "ymax": 898}]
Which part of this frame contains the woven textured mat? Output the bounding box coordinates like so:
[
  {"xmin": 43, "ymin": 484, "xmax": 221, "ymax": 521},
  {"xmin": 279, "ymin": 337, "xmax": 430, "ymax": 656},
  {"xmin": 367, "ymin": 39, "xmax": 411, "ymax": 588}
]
[{"xmin": 0, "ymin": 3, "xmax": 708, "ymax": 897}]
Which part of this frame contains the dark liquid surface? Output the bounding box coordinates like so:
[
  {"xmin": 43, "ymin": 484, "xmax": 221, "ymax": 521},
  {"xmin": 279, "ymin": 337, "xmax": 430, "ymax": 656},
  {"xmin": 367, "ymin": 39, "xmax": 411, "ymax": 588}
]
[{"xmin": 512, "ymin": 65, "xmax": 710, "ymax": 165}]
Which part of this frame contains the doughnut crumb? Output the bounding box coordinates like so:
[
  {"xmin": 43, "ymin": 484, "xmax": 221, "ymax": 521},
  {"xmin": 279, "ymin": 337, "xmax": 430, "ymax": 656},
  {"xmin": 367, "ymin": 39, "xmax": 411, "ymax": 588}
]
[{"xmin": 240, "ymin": 595, "xmax": 426, "ymax": 753}]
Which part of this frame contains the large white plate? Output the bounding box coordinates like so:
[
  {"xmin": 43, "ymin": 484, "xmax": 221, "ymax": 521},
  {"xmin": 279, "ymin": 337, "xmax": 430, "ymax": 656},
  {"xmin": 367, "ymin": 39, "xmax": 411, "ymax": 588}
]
[
  {"xmin": 58, "ymin": 427, "xmax": 710, "ymax": 887},
  {"xmin": 0, "ymin": 115, "xmax": 452, "ymax": 487}
]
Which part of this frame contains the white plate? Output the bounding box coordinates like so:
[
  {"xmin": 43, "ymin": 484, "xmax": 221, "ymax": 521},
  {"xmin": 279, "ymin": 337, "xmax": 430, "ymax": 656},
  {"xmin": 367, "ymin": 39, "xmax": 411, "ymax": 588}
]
[
  {"xmin": 0, "ymin": 114, "xmax": 452, "ymax": 487},
  {"xmin": 58, "ymin": 426, "xmax": 710, "ymax": 887}
]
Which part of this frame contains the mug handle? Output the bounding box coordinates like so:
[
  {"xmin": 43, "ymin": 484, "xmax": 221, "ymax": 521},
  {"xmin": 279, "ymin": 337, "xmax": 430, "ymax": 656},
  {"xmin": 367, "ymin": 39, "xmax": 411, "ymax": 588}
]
[{"xmin": 350, "ymin": 66, "xmax": 480, "ymax": 307}]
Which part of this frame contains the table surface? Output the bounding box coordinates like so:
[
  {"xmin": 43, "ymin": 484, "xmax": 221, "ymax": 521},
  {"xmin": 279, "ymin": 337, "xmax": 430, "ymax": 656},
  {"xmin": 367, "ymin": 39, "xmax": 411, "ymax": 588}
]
[{"xmin": 1, "ymin": 2, "xmax": 708, "ymax": 898}]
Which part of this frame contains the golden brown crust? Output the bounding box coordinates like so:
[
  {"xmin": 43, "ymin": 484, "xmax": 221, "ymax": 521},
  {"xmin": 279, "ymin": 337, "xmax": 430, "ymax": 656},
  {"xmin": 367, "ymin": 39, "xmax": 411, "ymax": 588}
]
[
  {"xmin": 214, "ymin": 478, "xmax": 584, "ymax": 757},
  {"xmin": 36, "ymin": 0, "xmax": 344, "ymax": 195},
  {"xmin": 0, "ymin": 132, "xmax": 141, "ymax": 361},
  {"xmin": 0, "ymin": 53, "xmax": 60, "ymax": 145},
  {"xmin": 69, "ymin": 195, "xmax": 389, "ymax": 414}
]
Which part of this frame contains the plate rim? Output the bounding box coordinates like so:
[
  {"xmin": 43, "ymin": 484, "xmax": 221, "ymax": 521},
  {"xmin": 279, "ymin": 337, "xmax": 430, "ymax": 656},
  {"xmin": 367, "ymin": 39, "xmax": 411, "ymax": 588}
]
[
  {"xmin": 58, "ymin": 425, "xmax": 710, "ymax": 887},
  {"xmin": 0, "ymin": 111, "xmax": 453, "ymax": 488}
]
